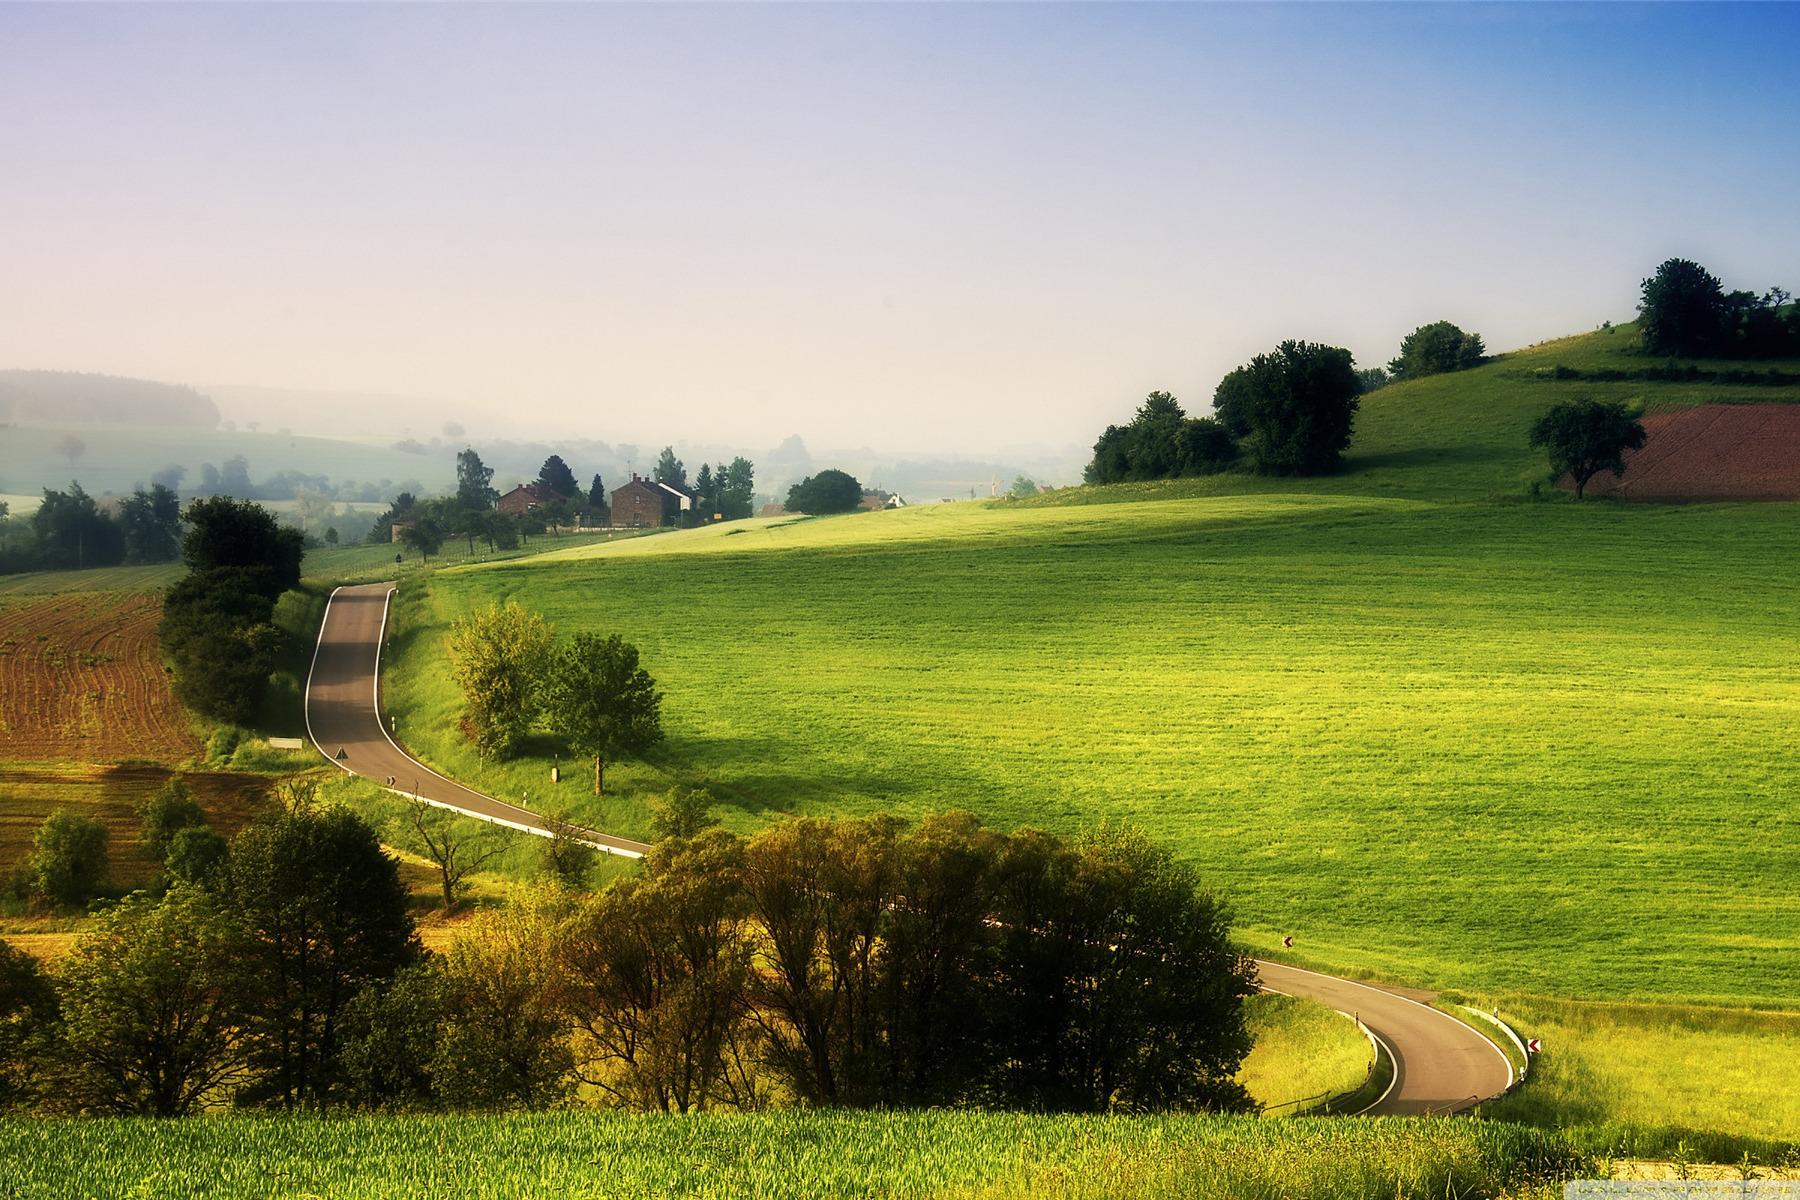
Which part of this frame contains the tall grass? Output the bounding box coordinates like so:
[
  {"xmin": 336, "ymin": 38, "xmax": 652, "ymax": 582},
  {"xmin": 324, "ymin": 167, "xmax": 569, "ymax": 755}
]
[
  {"xmin": 1236, "ymin": 993, "xmax": 1372, "ymax": 1112},
  {"xmin": 0, "ymin": 1111, "xmax": 1603, "ymax": 1200}
]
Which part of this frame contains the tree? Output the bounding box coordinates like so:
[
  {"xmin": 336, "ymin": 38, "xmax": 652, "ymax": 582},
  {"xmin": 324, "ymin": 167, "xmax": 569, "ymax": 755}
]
[
  {"xmin": 404, "ymin": 800, "xmax": 507, "ymax": 912},
  {"xmin": 1084, "ymin": 394, "xmax": 1236, "ymax": 486},
  {"xmin": 180, "ymin": 495, "xmax": 305, "ymax": 592},
  {"xmin": 455, "ymin": 448, "xmax": 499, "ymax": 511},
  {"xmin": 1233, "ymin": 340, "xmax": 1361, "ymax": 475},
  {"xmin": 538, "ymin": 812, "xmax": 598, "ymax": 890},
  {"xmin": 157, "ymin": 567, "xmax": 281, "ymax": 724},
  {"xmin": 785, "ymin": 469, "xmax": 863, "ymax": 515},
  {"xmin": 1356, "ymin": 366, "xmax": 1390, "ymax": 394},
  {"xmin": 653, "ymin": 447, "xmax": 687, "ymax": 489},
  {"xmin": 1528, "ymin": 398, "xmax": 1647, "ymax": 500},
  {"xmin": 26, "ymin": 809, "xmax": 110, "ymax": 909},
  {"xmin": 1210, "ymin": 368, "xmax": 1254, "ymax": 439},
  {"xmin": 1638, "ymin": 258, "xmax": 1727, "ymax": 357},
  {"xmin": 1387, "ymin": 321, "xmax": 1485, "ymax": 382},
  {"xmin": 447, "ymin": 600, "xmax": 555, "ymax": 759},
  {"xmin": 31, "ymin": 483, "xmax": 125, "ymax": 571},
  {"xmin": 55, "ymin": 433, "xmax": 85, "ymax": 467},
  {"xmin": 165, "ymin": 826, "xmax": 230, "ymax": 888},
  {"xmin": 138, "ymin": 776, "xmax": 206, "ymax": 867},
  {"xmin": 538, "ymin": 455, "xmax": 580, "ymax": 501},
  {"xmin": 50, "ymin": 890, "xmax": 256, "ymax": 1116},
  {"xmin": 0, "ymin": 940, "xmax": 57, "ymax": 1110},
  {"xmin": 397, "ymin": 516, "xmax": 445, "ymax": 563},
  {"xmin": 650, "ymin": 785, "xmax": 721, "ymax": 842},
  {"xmin": 544, "ymin": 632, "xmax": 664, "ymax": 797},
  {"xmin": 587, "ymin": 474, "xmax": 610, "ymax": 522},
  {"xmin": 719, "ymin": 457, "xmax": 756, "ymax": 521},
  {"xmin": 334, "ymin": 961, "xmax": 448, "ymax": 1112},
  {"xmin": 117, "ymin": 484, "xmax": 183, "ymax": 565},
  {"xmin": 1009, "ymin": 475, "xmax": 1038, "ymax": 500},
  {"xmin": 225, "ymin": 805, "xmax": 421, "ymax": 1109}
]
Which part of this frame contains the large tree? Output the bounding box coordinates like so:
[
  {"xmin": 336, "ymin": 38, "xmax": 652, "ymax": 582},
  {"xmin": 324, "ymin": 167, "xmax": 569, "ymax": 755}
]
[
  {"xmin": 117, "ymin": 483, "xmax": 183, "ymax": 565},
  {"xmin": 1528, "ymin": 398, "xmax": 1647, "ymax": 500},
  {"xmin": 537, "ymin": 455, "xmax": 580, "ymax": 500},
  {"xmin": 455, "ymin": 448, "xmax": 499, "ymax": 511},
  {"xmin": 31, "ymin": 483, "xmax": 125, "ymax": 571},
  {"xmin": 26, "ymin": 809, "xmax": 110, "ymax": 910},
  {"xmin": 0, "ymin": 941, "xmax": 56, "ymax": 1110},
  {"xmin": 226, "ymin": 804, "xmax": 421, "ymax": 1110},
  {"xmin": 718, "ymin": 457, "xmax": 756, "ymax": 521},
  {"xmin": 545, "ymin": 632, "xmax": 664, "ymax": 797},
  {"xmin": 1638, "ymin": 258, "xmax": 1727, "ymax": 358},
  {"xmin": 784, "ymin": 469, "xmax": 864, "ymax": 515},
  {"xmin": 653, "ymin": 447, "xmax": 687, "ymax": 489},
  {"xmin": 180, "ymin": 496, "xmax": 304, "ymax": 592},
  {"xmin": 448, "ymin": 600, "xmax": 555, "ymax": 759},
  {"xmin": 1084, "ymin": 394, "xmax": 1237, "ymax": 486},
  {"xmin": 1388, "ymin": 321, "xmax": 1485, "ymax": 382},
  {"xmin": 1233, "ymin": 340, "xmax": 1362, "ymax": 475},
  {"xmin": 50, "ymin": 890, "xmax": 257, "ymax": 1116},
  {"xmin": 157, "ymin": 567, "xmax": 282, "ymax": 723}
]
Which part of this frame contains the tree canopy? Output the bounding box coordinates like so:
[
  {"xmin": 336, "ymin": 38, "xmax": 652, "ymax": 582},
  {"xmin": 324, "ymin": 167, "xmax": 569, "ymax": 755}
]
[
  {"xmin": 1388, "ymin": 321, "xmax": 1485, "ymax": 381},
  {"xmin": 654, "ymin": 447, "xmax": 687, "ymax": 489},
  {"xmin": 545, "ymin": 633, "xmax": 665, "ymax": 797},
  {"xmin": 1528, "ymin": 398, "xmax": 1647, "ymax": 500},
  {"xmin": 1084, "ymin": 394, "xmax": 1238, "ymax": 486},
  {"xmin": 447, "ymin": 601, "xmax": 556, "ymax": 759},
  {"xmin": 1638, "ymin": 257, "xmax": 1800, "ymax": 359},
  {"xmin": 455, "ymin": 448, "xmax": 499, "ymax": 511},
  {"xmin": 1233, "ymin": 340, "xmax": 1362, "ymax": 475},
  {"xmin": 785, "ymin": 469, "xmax": 864, "ymax": 515},
  {"xmin": 537, "ymin": 455, "xmax": 580, "ymax": 501},
  {"xmin": 180, "ymin": 496, "xmax": 304, "ymax": 593}
]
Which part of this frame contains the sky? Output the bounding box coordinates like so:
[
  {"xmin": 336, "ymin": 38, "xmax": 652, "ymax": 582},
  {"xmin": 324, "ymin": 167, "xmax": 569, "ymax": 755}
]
[{"xmin": 2, "ymin": 2, "xmax": 1797, "ymax": 455}]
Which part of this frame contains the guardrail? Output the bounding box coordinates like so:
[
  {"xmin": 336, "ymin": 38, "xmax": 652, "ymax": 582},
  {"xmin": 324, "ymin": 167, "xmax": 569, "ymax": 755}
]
[
  {"xmin": 1456, "ymin": 1004, "xmax": 1530, "ymax": 1096},
  {"xmin": 1263, "ymin": 1010, "xmax": 1391, "ymax": 1118}
]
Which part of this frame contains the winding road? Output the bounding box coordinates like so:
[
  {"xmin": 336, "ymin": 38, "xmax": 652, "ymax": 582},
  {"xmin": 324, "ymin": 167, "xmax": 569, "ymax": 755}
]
[
  {"xmin": 303, "ymin": 582, "xmax": 647, "ymax": 858},
  {"xmin": 303, "ymin": 581, "xmax": 1515, "ymax": 1112}
]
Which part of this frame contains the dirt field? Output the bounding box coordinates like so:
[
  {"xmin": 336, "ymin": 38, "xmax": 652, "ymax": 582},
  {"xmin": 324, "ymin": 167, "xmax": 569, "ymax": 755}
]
[
  {"xmin": 1578, "ymin": 402, "xmax": 1800, "ymax": 501},
  {"xmin": 0, "ymin": 763, "xmax": 275, "ymax": 889},
  {"xmin": 0, "ymin": 591, "xmax": 202, "ymax": 762}
]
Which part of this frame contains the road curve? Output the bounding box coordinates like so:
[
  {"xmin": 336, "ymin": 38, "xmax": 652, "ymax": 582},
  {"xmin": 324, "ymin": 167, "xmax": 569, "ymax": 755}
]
[
  {"xmin": 303, "ymin": 582, "xmax": 649, "ymax": 859},
  {"xmin": 1255, "ymin": 959, "xmax": 1513, "ymax": 1115}
]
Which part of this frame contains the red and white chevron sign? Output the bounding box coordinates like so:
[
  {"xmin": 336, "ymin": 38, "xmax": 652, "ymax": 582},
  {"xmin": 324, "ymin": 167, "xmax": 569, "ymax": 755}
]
[{"xmin": 1526, "ymin": 1038, "xmax": 1542, "ymax": 1053}]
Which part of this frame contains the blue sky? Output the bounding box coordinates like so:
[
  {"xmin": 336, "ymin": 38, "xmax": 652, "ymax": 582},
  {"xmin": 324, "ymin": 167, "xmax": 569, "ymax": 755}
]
[{"xmin": 1, "ymin": 3, "xmax": 1796, "ymax": 452}]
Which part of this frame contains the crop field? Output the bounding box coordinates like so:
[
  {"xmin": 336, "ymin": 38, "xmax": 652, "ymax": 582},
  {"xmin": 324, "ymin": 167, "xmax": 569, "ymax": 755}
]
[
  {"xmin": 0, "ymin": 590, "xmax": 201, "ymax": 762},
  {"xmin": 0, "ymin": 1110, "xmax": 1610, "ymax": 1200},
  {"xmin": 0, "ymin": 763, "xmax": 275, "ymax": 893},
  {"xmin": 0, "ymin": 563, "xmax": 188, "ymax": 595},
  {"xmin": 1583, "ymin": 404, "xmax": 1800, "ymax": 501},
  {"xmin": 383, "ymin": 493, "xmax": 1800, "ymax": 1008}
]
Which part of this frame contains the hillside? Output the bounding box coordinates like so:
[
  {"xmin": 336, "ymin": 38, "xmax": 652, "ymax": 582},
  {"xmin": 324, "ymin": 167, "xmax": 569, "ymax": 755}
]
[
  {"xmin": 1042, "ymin": 322, "xmax": 1800, "ymax": 506},
  {"xmin": 0, "ymin": 369, "xmax": 219, "ymax": 429}
]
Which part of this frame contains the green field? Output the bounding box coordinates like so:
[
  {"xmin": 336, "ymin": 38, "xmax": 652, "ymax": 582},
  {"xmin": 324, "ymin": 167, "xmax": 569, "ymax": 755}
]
[
  {"xmin": 0, "ymin": 1110, "xmax": 1612, "ymax": 1200},
  {"xmin": 1236, "ymin": 994, "xmax": 1375, "ymax": 1113},
  {"xmin": 384, "ymin": 491, "xmax": 1800, "ymax": 1008}
]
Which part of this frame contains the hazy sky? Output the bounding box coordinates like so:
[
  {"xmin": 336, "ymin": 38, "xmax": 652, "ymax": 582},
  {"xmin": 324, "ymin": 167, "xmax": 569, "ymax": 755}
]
[{"xmin": 2, "ymin": 3, "xmax": 1797, "ymax": 452}]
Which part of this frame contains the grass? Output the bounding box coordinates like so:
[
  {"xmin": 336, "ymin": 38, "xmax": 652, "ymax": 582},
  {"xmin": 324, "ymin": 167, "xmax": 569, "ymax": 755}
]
[
  {"xmin": 384, "ymin": 495, "xmax": 1800, "ymax": 1008},
  {"xmin": 0, "ymin": 1110, "xmax": 1607, "ymax": 1200},
  {"xmin": 0, "ymin": 563, "xmax": 188, "ymax": 595},
  {"xmin": 1236, "ymin": 993, "xmax": 1373, "ymax": 1113}
]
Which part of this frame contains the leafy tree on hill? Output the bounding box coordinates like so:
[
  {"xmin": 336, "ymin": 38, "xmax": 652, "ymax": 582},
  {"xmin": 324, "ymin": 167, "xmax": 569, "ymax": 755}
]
[
  {"xmin": 545, "ymin": 632, "xmax": 664, "ymax": 798},
  {"xmin": 455, "ymin": 448, "xmax": 498, "ymax": 511},
  {"xmin": 398, "ymin": 516, "xmax": 445, "ymax": 563},
  {"xmin": 1010, "ymin": 475, "xmax": 1038, "ymax": 499},
  {"xmin": 1085, "ymin": 394, "xmax": 1237, "ymax": 486},
  {"xmin": 654, "ymin": 447, "xmax": 687, "ymax": 490},
  {"xmin": 448, "ymin": 600, "xmax": 555, "ymax": 759},
  {"xmin": 1638, "ymin": 257, "xmax": 1800, "ymax": 359},
  {"xmin": 33, "ymin": 483, "xmax": 126, "ymax": 571},
  {"xmin": 1388, "ymin": 321, "xmax": 1485, "ymax": 382},
  {"xmin": 1356, "ymin": 366, "xmax": 1390, "ymax": 394},
  {"xmin": 719, "ymin": 457, "xmax": 756, "ymax": 521},
  {"xmin": 537, "ymin": 455, "xmax": 580, "ymax": 501},
  {"xmin": 181, "ymin": 496, "xmax": 304, "ymax": 592},
  {"xmin": 1211, "ymin": 368, "xmax": 1254, "ymax": 438},
  {"xmin": 158, "ymin": 567, "xmax": 282, "ymax": 723},
  {"xmin": 26, "ymin": 809, "xmax": 110, "ymax": 910},
  {"xmin": 138, "ymin": 777, "xmax": 206, "ymax": 867},
  {"xmin": 785, "ymin": 469, "xmax": 864, "ymax": 514},
  {"xmin": 1528, "ymin": 397, "xmax": 1647, "ymax": 500},
  {"xmin": 1231, "ymin": 340, "xmax": 1361, "ymax": 475}
]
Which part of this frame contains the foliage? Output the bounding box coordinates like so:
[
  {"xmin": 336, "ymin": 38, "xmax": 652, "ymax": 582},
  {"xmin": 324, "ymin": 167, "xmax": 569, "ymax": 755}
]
[
  {"xmin": 537, "ymin": 455, "xmax": 580, "ymax": 501},
  {"xmin": 48, "ymin": 889, "xmax": 256, "ymax": 1116},
  {"xmin": 1084, "ymin": 393, "xmax": 1237, "ymax": 485},
  {"xmin": 649, "ymin": 785, "xmax": 720, "ymax": 842},
  {"xmin": 157, "ymin": 567, "xmax": 282, "ymax": 724},
  {"xmin": 397, "ymin": 514, "xmax": 446, "ymax": 562},
  {"xmin": 1639, "ymin": 258, "xmax": 1800, "ymax": 359},
  {"xmin": 587, "ymin": 474, "xmax": 610, "ymax": 520},
  {"xmin": 137, "ymin": 776, "xmax": 205, "ymax": 866},
  {"xmin": 26, "ymin": 808, "xmax": 110, "ymax": 909},
  {"xmin": 180, "ymin": 496, "xmax": 304, "ymax": 592},
  {"xmin": 29, "ymin": 483, "xmax": 125, "ymax": 571},
  {"xmin": 692, "ymin": 457, "xmax": 757, "ymax": 522},
  {"xmin": 334, "ymin": 961, "xmax": 448, "ymax": 1112},
  {"xmin": 785, "ymin": 468, "xmax": 864, "ymax": 515},
  {"xmin": 544, "ymin": 632, "xmax": 664, "ymax": 796},
  {"xmin": 1010, "ymin": 475, "xmax": 1039, "ymax": 499},
  {"xmin": 116, "ymin": 484, "xmax": 183, "ymax": 565},
  {"xmin": 654, "ymin": 447, "xmax": 688, "ymax": 490},
  {"xmin": 1528, "ymin": 398, "xmax": 1647, "ymax": 499},
  {"xmin": 0, "ymin": 941, "xmax": 56, "ymax": 1111},
  {"xmin": 448, "ymin": 600, "xmax": 556, "ymax": 759},
  {"xmin": 1388, "ymin": 321, "xmax": 1486, "ymax": 381},
  {"xmin": 1210, "ymin": 368, "xmax": 1254, "ymax": 438},
  {"xmin": 455, "ymin": 448, "xmax": 499, "ymax": 511},
  {"xmin": 1355, "ymin": 366, "xmax": 1390, "ymax": 394},
  {"xmin": 1233, "ymin": 340, "xmax": 1361, "ymax": 475},
  {"xmin": 224, "ymin": 805, "xmax": 421, "ymax": 1109},
  {"xmin": 537, "ymin": 811, "xmax": 599, "ymax": 889},
  {"xmin": 165, "ymin": 826, "xmax": 230, "ymax": 888}
]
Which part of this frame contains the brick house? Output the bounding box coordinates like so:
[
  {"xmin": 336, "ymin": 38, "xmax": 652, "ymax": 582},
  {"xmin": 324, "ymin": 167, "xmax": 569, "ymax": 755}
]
[
  {"xmin": 497, "ymin": 482, "xmax": 566, "ymax": 516},
  {"xmin": 611, "ymin": 475, "xmax": 696, "ymax": 528}
]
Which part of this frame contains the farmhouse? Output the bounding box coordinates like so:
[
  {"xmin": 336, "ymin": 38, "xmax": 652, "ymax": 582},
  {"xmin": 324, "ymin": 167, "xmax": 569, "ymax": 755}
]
[
  {"xmin": 611, "ymin": 475, "xmax": 696, "ymax": 528},
  {"xmin": 497, "ymin": 482, "xmax": 566, "ymax": 516}
]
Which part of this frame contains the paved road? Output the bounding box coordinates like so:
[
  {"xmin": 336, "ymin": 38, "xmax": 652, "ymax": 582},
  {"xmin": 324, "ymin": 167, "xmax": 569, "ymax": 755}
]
[
  {"xmin": 1255, "ymin": 959, "xmax": 1514, "ymax": 1115},
  {"xmin": 303, "ymin": 582, "xmax": 648, "ymax": 859}
]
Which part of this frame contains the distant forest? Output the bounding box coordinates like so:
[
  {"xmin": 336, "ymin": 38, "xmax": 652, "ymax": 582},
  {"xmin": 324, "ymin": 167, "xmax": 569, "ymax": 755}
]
[{"xmin": 0, "ymin": 370, "xmax": 220, "ymax": 429}]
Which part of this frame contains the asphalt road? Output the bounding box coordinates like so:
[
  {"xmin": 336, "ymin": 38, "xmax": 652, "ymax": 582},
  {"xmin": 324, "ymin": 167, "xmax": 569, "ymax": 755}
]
[
  {"xmin": 303, "ymin": 582, "xmax": 649, "ymax": 859},
  {"xmin": 303, "ymin": 585, "xmax": 1516, "ymax": 1111},
  {"xmin": 1255, "ymin": 959, "xmax": 1514, "ymax": 1115}
]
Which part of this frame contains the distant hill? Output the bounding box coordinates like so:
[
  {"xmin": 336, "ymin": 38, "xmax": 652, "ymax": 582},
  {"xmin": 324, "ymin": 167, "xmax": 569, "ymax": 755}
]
[{"xmin": 0, "ymin": 370, "xmax": 219, "ymax": 429}]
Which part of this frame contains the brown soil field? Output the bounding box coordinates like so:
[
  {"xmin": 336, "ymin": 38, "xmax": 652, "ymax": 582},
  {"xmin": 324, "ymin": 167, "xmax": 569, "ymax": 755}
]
[
  {"xmin": 0, "ymin": 763, "xmax": 275, "ymax": 889},
  {"xmin": 1576, "ymin": 402, "xmax": 1800, "ymax": 501},
  {"xmin": 0, "ymin": 590, "xmax": 203, "ymax": 762}
]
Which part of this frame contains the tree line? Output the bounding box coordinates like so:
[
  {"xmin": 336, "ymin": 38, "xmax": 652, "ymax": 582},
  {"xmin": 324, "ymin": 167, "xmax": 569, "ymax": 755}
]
[
  {"xmin": 0, "ymin": 795, "xmax": 1257, "ymax": 1117},
  {"xmin": 0, "ymin": 481, "xmax": 184, "ymax": 575},
  {"xmin": 1084, "ymin": 319, "xmax": 1488, "ymax": 486}
]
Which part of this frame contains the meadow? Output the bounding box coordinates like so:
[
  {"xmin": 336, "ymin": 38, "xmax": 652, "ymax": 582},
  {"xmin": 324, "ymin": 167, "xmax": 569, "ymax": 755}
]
[
  {"xmin": 0, "ymin": 1110, "xmax": 1608, "ymax": 1200},
  {"xmin": 383, "ymin": 494, "xmax": 1800, "ymax": 1009}
]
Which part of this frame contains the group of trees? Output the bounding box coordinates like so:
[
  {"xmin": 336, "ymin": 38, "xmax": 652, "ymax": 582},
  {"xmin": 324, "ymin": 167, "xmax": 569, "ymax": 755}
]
[
  {"xmin": 0, "ymin": 482, "xmax": 183, "ymax": 576},
  {"xmin": 784, "ymin": 468, "xmax": 865, "ymax": 515},
  {"xmin": 157, "ymin": 498, "xmax": 303, "ymax": 724},
  {"xmin": 1638, "ymin": 258, "xmax": 1799, "ymax": 359},
  {"xmin": 0, "ymin": 803, "xmax": 1256, "ymax": 1117},
  {"xmin": 651, "ymin": 447, "xmax": 758, "ymax": 524},
  {"xmin": 447, "ymin": 601, "xmax": 664, "ymax": 796}
]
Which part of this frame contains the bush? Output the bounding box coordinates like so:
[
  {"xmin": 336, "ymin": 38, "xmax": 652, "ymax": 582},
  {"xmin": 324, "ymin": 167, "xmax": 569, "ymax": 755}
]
[
  {"xmin": 785, "ymin": 469, "xmax": 864, "ymax": 515},
  {"xmin": 1234, "ymin": 341, "xmax": 1362, "ymax": 476},
  {"xmin": 26, "ymin": 810, "xmax": 110, "ymax": 910},
  {"xmin": 1388, "ymin": 321, "xmax": 1484, "ymax": 381},
  {"xmin": 138, "ymin": 777, "xmax": 205, "ymax": 865}
]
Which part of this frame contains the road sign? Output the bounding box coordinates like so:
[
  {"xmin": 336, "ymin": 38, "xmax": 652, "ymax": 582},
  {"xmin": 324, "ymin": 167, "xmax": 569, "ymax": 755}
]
[
  {"xmin": 1526, "ymin": 1038, "xmax": 1541, "ymax": 1054},
  {"xmin": 1282, "ymin": 936, "xmax": 1293, "ymax": 948}
]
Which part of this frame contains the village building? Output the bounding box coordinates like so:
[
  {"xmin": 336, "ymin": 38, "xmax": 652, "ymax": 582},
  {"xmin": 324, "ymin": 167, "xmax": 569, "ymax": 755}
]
[
  {"xmin": 610, "ymin": 475, "xmax": 696, "ymax": 528},
  {"xmin": 496, "ymin": 482, "xmax": 566, "ymax": 516}
]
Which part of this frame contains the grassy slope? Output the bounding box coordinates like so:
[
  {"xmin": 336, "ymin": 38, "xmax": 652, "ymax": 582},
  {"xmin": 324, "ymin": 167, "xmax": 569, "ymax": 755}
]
[{"xmin": 1237, "ymin": 993, "xmax": 1374, "ymax": 1112}]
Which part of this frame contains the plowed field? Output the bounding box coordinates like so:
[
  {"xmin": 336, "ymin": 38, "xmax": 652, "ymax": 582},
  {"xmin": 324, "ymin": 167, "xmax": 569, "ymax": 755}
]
[
  {"xmin": 1578, "ymin": 403, "xmax": 1800, "ymax": 501},
  {"xmin": 0, "ymin": 591, "xmax": 201, "ymax": 762}
]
